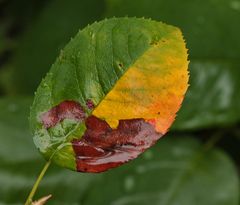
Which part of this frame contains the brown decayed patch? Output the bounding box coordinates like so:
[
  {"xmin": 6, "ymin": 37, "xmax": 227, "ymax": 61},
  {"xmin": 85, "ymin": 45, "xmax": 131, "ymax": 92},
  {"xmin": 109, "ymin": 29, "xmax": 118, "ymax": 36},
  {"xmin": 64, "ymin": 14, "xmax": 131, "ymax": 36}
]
[
  {"xmin": 40, "ymin": 101, "xmax": 162, "ymax": 173},
  {"xmin": 40, "ymin": 100, "xmax": 86, "ymax": 129},
  {"xmin": 72, "ymin": 116, "xmax": 162, "ymax": 173}
]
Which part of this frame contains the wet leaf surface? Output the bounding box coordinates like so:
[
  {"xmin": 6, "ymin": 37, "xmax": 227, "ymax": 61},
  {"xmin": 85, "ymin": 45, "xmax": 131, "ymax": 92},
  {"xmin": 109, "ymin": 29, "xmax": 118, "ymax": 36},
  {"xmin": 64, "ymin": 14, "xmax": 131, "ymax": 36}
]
[
  {"xmin": 0, "ymin": 98, "xmax": 238, "ymax": 205},
  {"xmin": 30, "ymin": 18, "xmax": 189, "ymax": 172}
]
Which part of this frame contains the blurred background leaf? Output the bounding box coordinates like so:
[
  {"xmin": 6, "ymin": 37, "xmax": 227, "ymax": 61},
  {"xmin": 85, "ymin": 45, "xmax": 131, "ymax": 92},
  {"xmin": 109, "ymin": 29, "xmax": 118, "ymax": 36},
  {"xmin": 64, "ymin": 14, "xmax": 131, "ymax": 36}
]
[
  {"xmin": 83, "ymin": 137, "xmax": 239, "ymax": 205},
  {"xmin": 173, "ymin": 60, "xmax": 240, "ymax": 130},
  {"xmin": 0, "ymin": 0, "xmax": 47, "ymax": 55},
  {"xmin": 0, "ymin": 0, "xmax": 105, "ymax": 94},
  {"xmin": 0, "ymin": 0, "xmax": 48, "ymax": 94}
]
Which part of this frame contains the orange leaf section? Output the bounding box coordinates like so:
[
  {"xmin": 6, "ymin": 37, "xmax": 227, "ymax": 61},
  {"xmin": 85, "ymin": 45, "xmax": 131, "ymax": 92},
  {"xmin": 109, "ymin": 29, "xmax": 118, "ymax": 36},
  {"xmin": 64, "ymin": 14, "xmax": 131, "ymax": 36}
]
[{"xmin": 93, "ymin": 29, "xmax": 189, "ymax": 134}]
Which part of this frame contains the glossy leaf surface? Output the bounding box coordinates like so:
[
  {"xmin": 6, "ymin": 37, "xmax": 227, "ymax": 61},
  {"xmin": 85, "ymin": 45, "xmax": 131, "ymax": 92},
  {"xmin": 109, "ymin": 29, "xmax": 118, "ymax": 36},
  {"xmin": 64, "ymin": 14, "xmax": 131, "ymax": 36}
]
[
  {"xmin": 30, "ymin": 18, "xmax": 189, "ymax": 172},
  {"xmin": 0, "ymin": 99, "xmax": 238, "ymax": 204}
]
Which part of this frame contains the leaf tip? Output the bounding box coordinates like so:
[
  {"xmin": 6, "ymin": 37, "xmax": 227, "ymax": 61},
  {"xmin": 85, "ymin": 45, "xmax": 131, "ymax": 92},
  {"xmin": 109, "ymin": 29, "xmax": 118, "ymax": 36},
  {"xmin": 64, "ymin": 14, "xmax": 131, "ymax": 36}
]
[{"xmin": 32, "ymin": 194, "xmax": 52, "ymax": 205}]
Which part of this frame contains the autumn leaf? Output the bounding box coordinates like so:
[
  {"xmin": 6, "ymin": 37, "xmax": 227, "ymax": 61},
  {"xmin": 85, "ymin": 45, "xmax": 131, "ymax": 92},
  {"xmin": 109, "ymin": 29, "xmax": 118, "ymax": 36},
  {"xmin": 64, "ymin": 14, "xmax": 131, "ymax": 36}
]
[{"xmin": 30, "ymin": 17, "xmax": 189, "ymax": 173}]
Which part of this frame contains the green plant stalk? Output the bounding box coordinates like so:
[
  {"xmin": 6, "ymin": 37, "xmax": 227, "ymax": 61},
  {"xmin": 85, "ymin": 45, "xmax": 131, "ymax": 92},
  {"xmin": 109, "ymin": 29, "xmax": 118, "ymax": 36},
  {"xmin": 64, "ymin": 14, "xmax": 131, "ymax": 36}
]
[{"xmin": 24, "ymin": 160, "xmax": 51, "ymax": 205}]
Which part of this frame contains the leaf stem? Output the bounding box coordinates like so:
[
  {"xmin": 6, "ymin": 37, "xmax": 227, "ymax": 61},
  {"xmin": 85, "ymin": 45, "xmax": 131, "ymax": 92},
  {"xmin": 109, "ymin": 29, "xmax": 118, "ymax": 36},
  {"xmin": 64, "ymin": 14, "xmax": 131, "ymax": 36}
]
[{"xmin": 24, "ymin": 160, "xmax": 51, "ymax": 205}]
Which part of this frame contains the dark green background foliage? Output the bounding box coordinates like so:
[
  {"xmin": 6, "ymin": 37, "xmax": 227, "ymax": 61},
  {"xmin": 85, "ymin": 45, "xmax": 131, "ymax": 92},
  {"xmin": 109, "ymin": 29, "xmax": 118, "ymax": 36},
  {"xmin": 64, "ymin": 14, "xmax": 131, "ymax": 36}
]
[{"xmin": 0, "ymin": 0, "xmax": 239, "ymax": 204}]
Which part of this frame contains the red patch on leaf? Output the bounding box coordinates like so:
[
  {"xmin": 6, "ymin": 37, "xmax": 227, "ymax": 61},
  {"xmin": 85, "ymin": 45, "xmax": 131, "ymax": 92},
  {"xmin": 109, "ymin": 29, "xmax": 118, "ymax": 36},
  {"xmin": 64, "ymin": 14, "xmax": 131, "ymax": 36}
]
[
  {"xmin": 41, "ymin": 100, "xmax": 86, "ymax": 129},
  {"xmin": 40, "ymin": 100, "xmax": 162, "ymax": 173},
  {"xmin": 72, "ymin": 116, "xmax": 162, "ymax": 173}
]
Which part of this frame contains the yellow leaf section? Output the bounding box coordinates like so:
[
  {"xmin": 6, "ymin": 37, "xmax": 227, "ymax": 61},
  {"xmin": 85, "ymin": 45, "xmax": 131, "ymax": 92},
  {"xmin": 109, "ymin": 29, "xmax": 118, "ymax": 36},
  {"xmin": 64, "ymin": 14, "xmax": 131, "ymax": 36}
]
[{"xmin": 92, "ymin": 28, "xmax": 189, "ymax": 134}]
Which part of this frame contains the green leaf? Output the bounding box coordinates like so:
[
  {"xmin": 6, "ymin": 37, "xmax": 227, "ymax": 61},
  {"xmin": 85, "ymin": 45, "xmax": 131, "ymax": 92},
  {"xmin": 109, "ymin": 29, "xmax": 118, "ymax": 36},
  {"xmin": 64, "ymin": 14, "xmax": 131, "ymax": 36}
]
[
  {"xmin": 30, "ymin": 17, "xmax": 189, "ymax": 172},
  {"xmin": 105, "ymin": 0, "xmax": 240, "ymax": 130},
  {"xmin": 0, "ymin": 99, "xmax": 238, "ymax": 204},
  {"xmin": 0, "ymin": 0, "xmax": 105, "ymax": 94},
  {"xmin": 0, "ymin": 0, "xmax": 45, "ymax": 55},
  {"xmin": 0, "ymin": 97, "xmax": 34, "ymax": 161}
]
